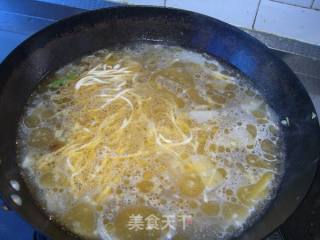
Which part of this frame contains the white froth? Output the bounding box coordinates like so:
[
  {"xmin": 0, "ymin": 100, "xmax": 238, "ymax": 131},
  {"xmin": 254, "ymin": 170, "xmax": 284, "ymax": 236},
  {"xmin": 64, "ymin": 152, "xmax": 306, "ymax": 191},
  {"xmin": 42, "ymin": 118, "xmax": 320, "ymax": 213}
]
[{"xmin": 18, "ymin": 43, "xmax": 284, "ymax": 240}]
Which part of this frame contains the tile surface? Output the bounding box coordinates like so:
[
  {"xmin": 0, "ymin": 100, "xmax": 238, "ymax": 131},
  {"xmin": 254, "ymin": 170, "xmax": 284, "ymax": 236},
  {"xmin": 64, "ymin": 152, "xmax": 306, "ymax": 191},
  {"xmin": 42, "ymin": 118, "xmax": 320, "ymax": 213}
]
[
  {"xmin": 313, "ymin": 0, "xmax": 320, "ymax": 9},
  {"xmin": 0, "ymin": 30, "xmax": 27, "ymax": 62},
  {"xmin": 166, "ymin": 0, "xmax": 260, "ymax": 28},
  {"xmin": 37, "ymin": 0, "xmax": 120, "ymax": 9},
  {"xmin": 2, "ymin": 0, "xmax": 83, "ymax": 20},
  {"xmin": 271, "ymin": 0, "xmax": 313, "ymax": 7},
  {"xmin": 254, "ymin": 0, "xmax": 320, "ymax": 45},
  {"xmin": 0, "ymin": 11, "xmax": 53, "ymax": 35},
  {"xmin": 111, "ymin": 0, "xmax": 165, "ymax": 6}
]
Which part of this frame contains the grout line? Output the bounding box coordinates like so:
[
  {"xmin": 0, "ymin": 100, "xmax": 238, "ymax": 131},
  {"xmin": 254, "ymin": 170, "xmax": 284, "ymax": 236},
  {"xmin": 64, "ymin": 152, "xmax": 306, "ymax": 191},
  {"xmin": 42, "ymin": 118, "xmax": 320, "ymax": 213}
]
[
  {"xmin": 0, "ymin": 27, "xmax": 30, "ymax": 37},
  {"xmin": 270, "ymin": 0, "xmax": 316, "ymax": 9},
  {"xmin": 252, "ymin": 0, "xmax": 262, "ymax": 29},
  {"xmin": 0, "ymin": 9, "xmax": 56, "ymax": 22}
]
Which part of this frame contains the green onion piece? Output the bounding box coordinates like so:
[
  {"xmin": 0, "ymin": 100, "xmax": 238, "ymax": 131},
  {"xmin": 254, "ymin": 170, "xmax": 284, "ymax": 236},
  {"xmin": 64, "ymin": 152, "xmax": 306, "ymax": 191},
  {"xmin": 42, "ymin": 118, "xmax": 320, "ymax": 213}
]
[{"xmin": 49, "ymin": 73, "xmax": 77, "ymax": 89}]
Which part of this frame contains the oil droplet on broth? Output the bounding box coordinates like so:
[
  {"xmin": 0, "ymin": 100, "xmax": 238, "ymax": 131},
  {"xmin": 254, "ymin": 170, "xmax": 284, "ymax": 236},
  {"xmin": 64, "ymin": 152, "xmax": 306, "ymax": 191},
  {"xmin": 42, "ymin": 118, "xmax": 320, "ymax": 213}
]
[
  {"xmin": 18, "ymin": 43, "xmax": 284, "ymax": 240},
  {"xmin": 200, "ymin": 201, "xmax": 220, "ymax": 216},
  {"xmin": 62, "ymin": 202, "xmax": 96, "ymax": 238}
]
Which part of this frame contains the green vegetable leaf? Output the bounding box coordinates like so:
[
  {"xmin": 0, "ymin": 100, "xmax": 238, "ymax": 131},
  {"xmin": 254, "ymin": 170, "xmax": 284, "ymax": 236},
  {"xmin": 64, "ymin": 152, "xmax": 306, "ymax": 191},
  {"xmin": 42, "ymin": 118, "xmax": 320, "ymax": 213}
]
[{"xmin": 49, "ymin": 73, "xmax": 78, "ymax": 89}]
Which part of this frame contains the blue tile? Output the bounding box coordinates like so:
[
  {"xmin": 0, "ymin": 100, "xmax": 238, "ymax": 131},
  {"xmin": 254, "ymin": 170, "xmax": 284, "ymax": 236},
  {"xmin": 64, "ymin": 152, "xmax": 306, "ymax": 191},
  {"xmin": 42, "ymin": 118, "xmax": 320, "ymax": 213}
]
[
  {"xmin": 271, "ymin": 0, "xmax": 313, "ymax": 8},
  {"xmin": 0, "ymin": 198, "xmax": 34, "ymax": 240},
  {"xmin": 166, "ymin": 0, "xmax": 260, "ymax": 28},
  {"xmin": 255, "ymin": 0, "xmax": 320, "ymax": 45},
  {"xmin": 0, "ymin": 0, "xmax": 84, "ymax": 20},
  {"xmin": 0, "ymin": 30, "xmax": 27, "ymax": 62},
  {"xmin": 116, "ymin": 0, "xmax": 165, "ymax": 6},
  {"xmin": 36, "ymin": 0, "xmax": 121, "ymax": 9},
  {"xmin": 0, "ymin": 11, "xmax": 54, "ymax": 35}
]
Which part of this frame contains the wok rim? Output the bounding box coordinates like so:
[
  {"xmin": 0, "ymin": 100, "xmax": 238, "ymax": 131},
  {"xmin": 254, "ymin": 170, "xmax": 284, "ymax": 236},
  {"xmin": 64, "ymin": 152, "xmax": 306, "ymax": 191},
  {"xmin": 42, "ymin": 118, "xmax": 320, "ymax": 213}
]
[{"xmin": 0, "ymin": 5, "xmax": 319, "ymax": 240}]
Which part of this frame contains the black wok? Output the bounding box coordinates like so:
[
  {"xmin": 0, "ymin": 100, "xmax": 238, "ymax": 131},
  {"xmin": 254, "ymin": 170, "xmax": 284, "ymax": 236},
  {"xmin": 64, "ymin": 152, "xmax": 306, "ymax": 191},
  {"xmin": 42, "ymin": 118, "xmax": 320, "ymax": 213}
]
[{"xmin": 0, "ymin": 6, "xmax": 319, "ymax": 240}]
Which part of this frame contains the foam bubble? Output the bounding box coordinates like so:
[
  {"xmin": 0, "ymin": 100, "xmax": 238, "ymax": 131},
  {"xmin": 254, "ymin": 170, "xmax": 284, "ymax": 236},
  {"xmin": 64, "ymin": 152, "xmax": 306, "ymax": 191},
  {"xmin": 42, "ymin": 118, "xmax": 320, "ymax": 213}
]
[{"xmin": 18, "ymin": 43, "xmax": 284, "ymax": 240}]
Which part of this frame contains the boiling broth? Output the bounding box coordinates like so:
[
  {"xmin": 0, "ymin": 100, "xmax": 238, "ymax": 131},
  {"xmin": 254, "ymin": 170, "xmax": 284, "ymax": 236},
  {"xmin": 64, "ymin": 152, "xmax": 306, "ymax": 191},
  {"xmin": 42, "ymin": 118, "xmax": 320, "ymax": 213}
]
[{"xmin": 18, "ymin": 44, "xmax": 284, "ymax": 240}]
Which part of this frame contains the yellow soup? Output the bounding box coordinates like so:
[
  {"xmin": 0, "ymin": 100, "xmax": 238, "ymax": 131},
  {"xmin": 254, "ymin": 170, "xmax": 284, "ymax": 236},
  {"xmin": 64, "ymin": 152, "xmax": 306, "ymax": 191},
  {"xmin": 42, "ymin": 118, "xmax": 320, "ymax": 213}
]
[{"xmin": 19, "ymin": 44, "xmax": 284, "ymax": 240}]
